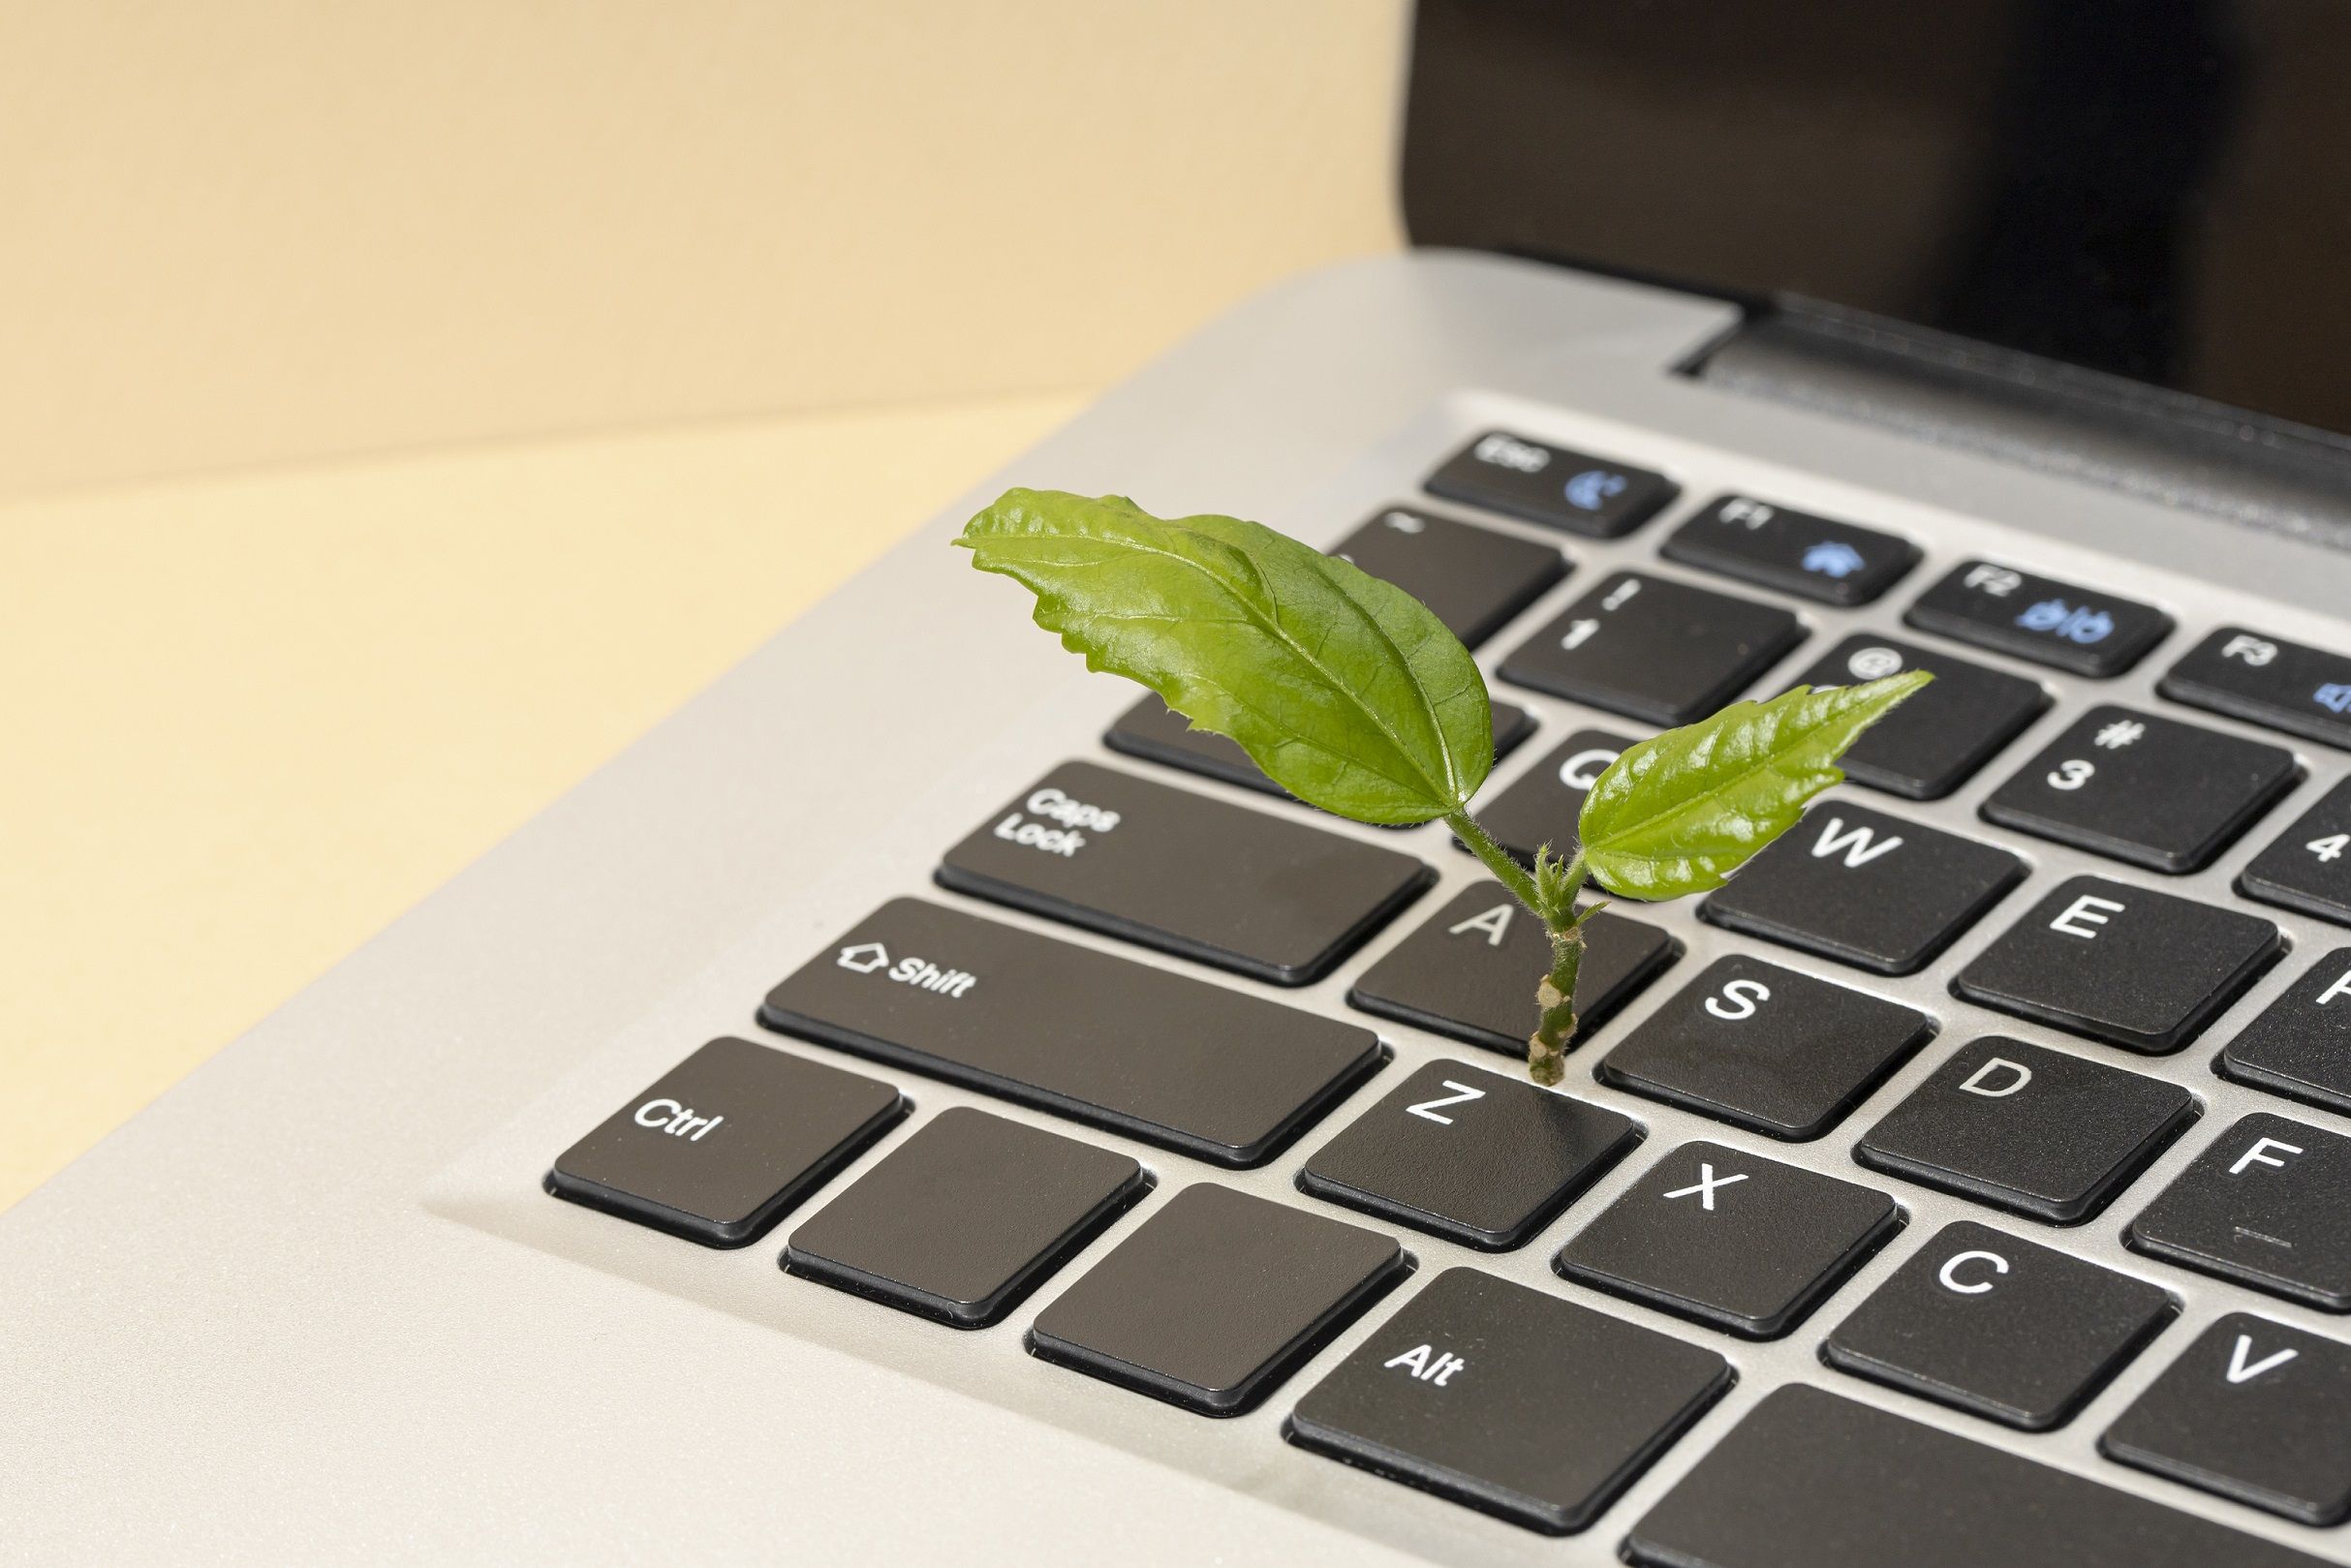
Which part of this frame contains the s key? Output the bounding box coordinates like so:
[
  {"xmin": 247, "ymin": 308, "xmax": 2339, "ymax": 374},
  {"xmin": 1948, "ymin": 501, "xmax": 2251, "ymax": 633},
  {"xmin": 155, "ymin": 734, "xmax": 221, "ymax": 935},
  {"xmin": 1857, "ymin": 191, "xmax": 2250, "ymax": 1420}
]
[
  {"xmin": 1981, "ymin": 705, "xmax": 2298, "ymax": 874},
  {"xmin": 937, "ymin": 760, "xmax": 1431, "ymax": 986}
]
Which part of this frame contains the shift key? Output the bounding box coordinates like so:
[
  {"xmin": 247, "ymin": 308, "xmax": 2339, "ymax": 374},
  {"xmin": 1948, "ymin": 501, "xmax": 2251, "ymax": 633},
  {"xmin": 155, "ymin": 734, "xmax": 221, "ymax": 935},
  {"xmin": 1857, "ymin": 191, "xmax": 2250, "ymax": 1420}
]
[
  {"xmin": 760, "ymin": 898, "xmax": 1384, "ymax": 1166},
  {"xmin": 937, "ymin": 760, "xmax": 1433, "ymax": 985}
]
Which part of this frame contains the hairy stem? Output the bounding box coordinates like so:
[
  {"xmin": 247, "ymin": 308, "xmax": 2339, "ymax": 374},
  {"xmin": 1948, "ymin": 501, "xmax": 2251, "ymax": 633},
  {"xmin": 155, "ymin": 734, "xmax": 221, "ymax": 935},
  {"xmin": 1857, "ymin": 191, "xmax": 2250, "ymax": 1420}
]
[{"xmin": 1444, "ymin": 812, "xmax": 1593, "ymax": 1084}]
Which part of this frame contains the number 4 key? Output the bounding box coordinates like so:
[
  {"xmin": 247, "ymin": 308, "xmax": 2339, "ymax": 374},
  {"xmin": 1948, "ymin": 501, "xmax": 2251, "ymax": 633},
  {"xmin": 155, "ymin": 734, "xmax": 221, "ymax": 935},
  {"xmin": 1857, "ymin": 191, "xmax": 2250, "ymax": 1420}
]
[{"xmin": 2242, "ymin": 778, "xmax": 2351, "ymax": 928}]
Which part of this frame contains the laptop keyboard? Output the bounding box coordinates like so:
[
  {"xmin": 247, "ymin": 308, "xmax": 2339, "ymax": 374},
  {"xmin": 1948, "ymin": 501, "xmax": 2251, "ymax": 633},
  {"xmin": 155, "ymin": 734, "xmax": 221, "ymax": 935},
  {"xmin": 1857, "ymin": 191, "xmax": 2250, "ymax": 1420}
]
[{"xmin": 536, "ymin": 422, "xmax": 2351, "ymax": 1564}]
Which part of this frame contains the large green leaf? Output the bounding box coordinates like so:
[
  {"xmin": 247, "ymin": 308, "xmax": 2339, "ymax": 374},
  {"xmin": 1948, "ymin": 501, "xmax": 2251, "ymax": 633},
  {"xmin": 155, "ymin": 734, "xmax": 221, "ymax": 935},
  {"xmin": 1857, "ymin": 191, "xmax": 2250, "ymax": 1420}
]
[
  {"xmin": 956, "ymin": 488, "xmax": 1495, "ymax": 824},
  {"xmin": 1577, "ymin": 672, "xmax": 1933, "ymax": 899}
]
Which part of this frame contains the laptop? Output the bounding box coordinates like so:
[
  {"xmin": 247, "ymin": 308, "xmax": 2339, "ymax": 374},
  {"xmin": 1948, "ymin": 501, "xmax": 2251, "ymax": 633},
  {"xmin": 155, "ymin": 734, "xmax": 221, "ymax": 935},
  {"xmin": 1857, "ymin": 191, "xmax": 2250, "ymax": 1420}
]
[{"xmin": 11, "ymin": 4, "xmax": 2351, "ymax": 1563}]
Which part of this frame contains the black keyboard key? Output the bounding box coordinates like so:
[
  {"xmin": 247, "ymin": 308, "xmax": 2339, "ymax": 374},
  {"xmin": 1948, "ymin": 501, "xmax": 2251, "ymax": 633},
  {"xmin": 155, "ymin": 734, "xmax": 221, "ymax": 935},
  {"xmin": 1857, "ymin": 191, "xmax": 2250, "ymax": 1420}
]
[
  {"xmin": 1297, "ymin": 1061, "xmax": 1641, "ymax": 1249},
  {"xmin": 1855, "ymin": 1038, "xmax": 2196, "ymax": 1225},
  {"xmin": 2241, "ymin": 777, "xmax": 2351, "ymax": 928},
  {"xmin": 2220, "ymin": 950, "xmax": 2351, "ymax": 1116},
  {"xmin": 1346, "ymin": 879, "xmax": 1676, "ymax": 1057},
  {"xmin": 2103, "ymin": 1312, "xmax": 2351, "ymax": 1525},
  {"xmin": 1466, "ymin": 726, "xmax": 1641, "ymax": 865},
  {"xmin": 546, "ymin": 1037, "xmax": 905, "ymax": 1248},
  {"xmin": 760, "ymin": 899, "xmax": 1379, "ymax": 1167},
  {"xmin": 1904, "ymin": 559, "xmax": 2172, "ymax": 677},
  {"xmin": 1287, "ymin": 1269, "xmax": 1731, "ymax": 1533},
  {"xmin": 1953, "ymin": 876, "xmax": 2283, "ymax": 1053},
  {"xmin": 1554, "ymin": 1141, "xmax": 1900, "ymax": 1338},
  {"xmin": 1825, "ymin": 1220, "xmax": 2174, "ymax": 1430},
  {"xmin": 1596, "ymin": 955, "xmax": 1935, "ymax": 1140},
  {"xmin": 2127, "ymin": 1113, "xmax": 2351, "ymax": 1310},
  {"xmin": 1325, "ymin": 505, "xmax": 1568, "ymax": 648},
  {"xmin": 1783, "ymin": 634, "xmax": 2050, "ymax": 799},
  {"xmin": 1625, "ymin": 1384, "xmax": 2326, "ymax": 1568},
  {"xmin": 1700, "ymin": 803, "xmax": 2024, "ymax": 974},
  {"xmin": 1424, "ymin": 428, "xmax": 1675, "ymax": 538},
  {"xmin": 783, "ymin": 1107, "xmax": 1147, "ymax": 1327},
  {"xmin": 936, "ymin": 760, "xmax": 1431, "ymax": 986},
  {"xmin": 1661, "ymin": 493, "xmax": 1919, "ymax": 605},
  {"xmin": 1106, "ymin": 693, "xmax": 1534, "ymax": 806},
  {"xmin": 1982, "ymin": 705, "xmax": 2299, "ymax": 874},
  {"xmin": 2162, "ymin": 625, "xmax": 2351, "ymax": 752},
  {"xmin": 1028, "ymin": 1184, "xmax": 1408, "ymax": 1416},
  {"xmin": 1499, "ymin": 570, "xmax": 1805, "ymax": 726}
]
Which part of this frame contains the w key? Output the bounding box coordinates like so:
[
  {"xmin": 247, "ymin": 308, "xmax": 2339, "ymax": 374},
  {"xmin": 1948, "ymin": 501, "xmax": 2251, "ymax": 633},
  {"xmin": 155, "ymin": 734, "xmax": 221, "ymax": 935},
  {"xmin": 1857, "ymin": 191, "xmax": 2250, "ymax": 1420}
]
[
  {"xmin": 1982, "ymin": 704, "xmax": 2298, "ymax": 874},
  {"xmin": 1700, "ymin": 803, "xmax": 2023, "ymax": 974},
  {"xmin": 937, "ymin": 760, "xmax": 1431, "ymax": 986}
]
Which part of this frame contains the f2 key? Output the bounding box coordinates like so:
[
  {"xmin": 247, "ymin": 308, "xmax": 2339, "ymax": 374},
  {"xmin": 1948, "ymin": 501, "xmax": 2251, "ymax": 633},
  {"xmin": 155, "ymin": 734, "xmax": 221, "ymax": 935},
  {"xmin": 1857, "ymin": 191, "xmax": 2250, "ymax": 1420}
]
[{"xmin": 1905, "ymin": 560, "xmax": 2171, "ymax": 677}]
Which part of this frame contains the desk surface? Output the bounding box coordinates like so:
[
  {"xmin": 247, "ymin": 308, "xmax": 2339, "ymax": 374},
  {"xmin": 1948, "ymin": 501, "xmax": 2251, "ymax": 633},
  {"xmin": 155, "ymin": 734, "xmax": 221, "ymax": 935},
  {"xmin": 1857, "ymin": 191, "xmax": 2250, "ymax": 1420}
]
[{"xmin": 0, "ymin": 393, "xmax": 1078, "ymax": 1209}]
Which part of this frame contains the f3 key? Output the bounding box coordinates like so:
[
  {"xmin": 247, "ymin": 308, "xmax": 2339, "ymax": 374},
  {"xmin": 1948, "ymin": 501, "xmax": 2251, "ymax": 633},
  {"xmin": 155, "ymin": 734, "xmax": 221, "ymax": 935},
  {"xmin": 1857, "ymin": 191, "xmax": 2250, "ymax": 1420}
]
[{"xmin": 2162, "ymin": 626, "xmax": 2351, "ymax": 752}]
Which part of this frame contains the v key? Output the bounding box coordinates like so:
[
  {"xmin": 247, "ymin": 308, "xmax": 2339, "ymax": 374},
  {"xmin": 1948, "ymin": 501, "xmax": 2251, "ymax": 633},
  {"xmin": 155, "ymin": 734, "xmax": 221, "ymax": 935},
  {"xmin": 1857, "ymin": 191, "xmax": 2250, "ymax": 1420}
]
[{"xmin": 2227, "ymin": 1333, "xmax": 2299, "ymax": 1385}]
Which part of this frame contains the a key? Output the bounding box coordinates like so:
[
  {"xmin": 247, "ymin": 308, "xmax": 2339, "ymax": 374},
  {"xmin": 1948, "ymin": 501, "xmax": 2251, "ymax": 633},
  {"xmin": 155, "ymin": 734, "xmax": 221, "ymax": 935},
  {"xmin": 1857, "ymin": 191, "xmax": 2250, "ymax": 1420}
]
[
  {"xmin": 1782, "ymin": 634, "xmax": 2049, "ymax": 800},
  {"xmin": 1595, "ymin": 955, "xmax": 1936, "ymax": 1141},
  {"xmin": 1325, "ymin": 505, "xmax": 1568, "ymax": 648},
  {"xmin": 1027, "ymin": 1184, "xmax": 1408, "ymax": 1416},
  {"xmin": 1554, "ymin": 1141, "xmax": 1901, "ymax": 1338},
  {"xmin": 1981, "ymin": 704, "xmax": 2299, "ymax": 874},
  {"xmin": 1297, "ymin": 1061, "xmax": 1642, "ymax": 1250},
  {"xmin": 1423, "ymin": 428, "xmax": 1675, "ymax": 538},
  {"xmin": 2162, "ymin": 625, "xmax": 2351, "ymax": 752},
  {"xmin": 1824, "ymin": 1220, "xmax": 2175, "ymax": 1430},
  {"xmin": 1952, "ymin": 875, "xmax": 2283, "ymax": 1052},
  {"xmin": 2126, "ymin": 1113, "xmax": 2351, "ymax": 1310},
  {"xmin": 1465, "ymin": 727, "xmax": 1642, "ymax": 865},
  {"xmin": 1854, "ymin": 1038, "xmax": 2196, "ymax": 1225},
  {"xmin": 1498, "ymin": 570, "xmax": 1805, "ymax": 726},
  {"xmin": 545, "ymin": 1037, "xmax": 906, "ymax": 1247},
  {"xmin": 2240, "ymin": 778, "xmax": 2351, "ymax": 928},
  {"xmin": 1106, "ymin": 693, "xmax": 1534, "ymax": 806},
  {"xmin": 1904, "ymin": 559, "xmax": 2172, "ymax": 677},
  {"xmin": 782, "ymin": 1107, "xmax": 1148, "ymax": 1328},
  {"xmin": 2102, "ymin": 1313, "xmax": 2351, "ymax": 1525},
  {"xmin": 1286, "ymin": 1269, "xmax": 1731, "ymax": 1534},
  {"xmin": 1625, "ymin": 1385, "xmax": 2326, "ymax": 1568},
  {"xmin": 2219, "ymin": 950, "xmax": 2351, "ymax": 1117},
  {"xmin": 1699, "ymin": 802, "xmax": 2024, "ymax": 974},
  {"xmin": 1660, "ymin": 493, "xmax": 1919, "ymax": 606},
  {"xmin": 759, "ymin": 899, "xmax": 1380, "ymax": 1167},
  {"xmin": 1346, "ymin": 880, "xmax": 1676, "ymax": 1057},
  {"xmin": 935, "ymin": 760, "xmax": 1432, "ymax": 986}
]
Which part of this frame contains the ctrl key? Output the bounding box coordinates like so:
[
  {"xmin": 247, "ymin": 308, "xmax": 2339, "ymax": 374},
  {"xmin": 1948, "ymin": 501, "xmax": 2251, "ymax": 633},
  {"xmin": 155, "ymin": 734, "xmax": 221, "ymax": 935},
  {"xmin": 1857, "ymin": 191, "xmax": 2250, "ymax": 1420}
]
[
  {"xmin": 545, "ymin": 1037, "xmax": 906, "ymax": 1247},
  {"xmin": 1288, "ymin": 1269, "xmax": 1731, "ymax": 1533}
]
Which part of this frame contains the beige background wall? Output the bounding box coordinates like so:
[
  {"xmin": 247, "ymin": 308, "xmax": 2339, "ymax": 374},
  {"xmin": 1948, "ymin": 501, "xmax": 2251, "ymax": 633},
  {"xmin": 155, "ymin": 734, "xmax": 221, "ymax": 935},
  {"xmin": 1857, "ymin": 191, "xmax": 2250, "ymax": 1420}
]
[{"xmin": 2, "ymin": 1, "xmax": 1405, "ymax": 1207}]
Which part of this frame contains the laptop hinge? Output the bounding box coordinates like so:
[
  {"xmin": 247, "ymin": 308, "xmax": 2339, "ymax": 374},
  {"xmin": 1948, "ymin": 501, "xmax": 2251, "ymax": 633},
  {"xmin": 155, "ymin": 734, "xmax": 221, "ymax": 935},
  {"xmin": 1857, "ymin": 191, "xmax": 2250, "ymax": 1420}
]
[{"xmin": 1686, "ymin": 305, "xmax": 2351, "ymax": 554}]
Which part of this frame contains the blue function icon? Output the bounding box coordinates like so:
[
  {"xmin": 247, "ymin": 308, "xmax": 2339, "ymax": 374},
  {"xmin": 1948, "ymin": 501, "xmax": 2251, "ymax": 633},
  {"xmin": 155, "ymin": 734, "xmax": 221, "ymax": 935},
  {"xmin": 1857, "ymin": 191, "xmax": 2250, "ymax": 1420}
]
[
  {"xmin": 2316, "ymin": 683, "xmax": 2351, "ymax": 715},
  {"xmin": 2016, "ymin": 598, "xmax": 2115, "ymax": 645},
  {"xmin": 1801, "ymin": 540, "xmax": 1868, "ymax": 579},
  {"xmin": 1563, "ymin": 469, "xmax": 1628, "ymax": 512}
]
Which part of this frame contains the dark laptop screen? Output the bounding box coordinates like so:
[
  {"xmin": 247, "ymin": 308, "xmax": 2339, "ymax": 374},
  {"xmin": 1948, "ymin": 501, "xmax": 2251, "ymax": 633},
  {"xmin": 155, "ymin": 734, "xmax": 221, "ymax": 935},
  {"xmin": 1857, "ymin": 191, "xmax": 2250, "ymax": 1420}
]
[{"xmin": 1404, "ymin": 0, "xmax": 2351, "ymax": 439}]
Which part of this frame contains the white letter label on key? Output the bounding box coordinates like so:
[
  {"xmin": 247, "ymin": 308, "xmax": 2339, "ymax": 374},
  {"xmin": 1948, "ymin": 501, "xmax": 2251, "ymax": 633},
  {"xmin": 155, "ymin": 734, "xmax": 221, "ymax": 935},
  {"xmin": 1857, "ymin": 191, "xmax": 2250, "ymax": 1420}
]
[
  {"xmin": 1960, "ymin": 1057, "xmax": 2032, "ymax": 1098},
  {"xmin": 1408, "ymin": 1080, "xmax": 1487, "ymax": 1125},
  {"xmin": 2230, "ymin": 1137, "xmax": 2305, "ymax": 1177},
  {"xmin": 1448, "ymin": 904, "xmax": 1515, "ymax": 947},
  {"xmin": 2227, "ymin": 1334, "xmax": 2299, "ymax": 1384},
  {"xmin": 1559, "ymin": 748, "xmax": 1619, "ymax": 791},
  {"xmin": 2320, "ymin": 968, "xmax": 2351, "ymax": 1008},
  {"xmin": 1937, "ymin": 1250, "xmax": 2010, "ymax": 1295},
  {"xmin": 2050, "ymin": 894, "xmax": 2125, "ymax": 939},
  {"xmin": 1662, "ymin": 1163, "xmax": 1748, "ymax": 1211},
  {"xmin": 1810, "ymin": 816, "xmax": 1904, "ymax": 869},
  {"xmin": 1704, "ymin": 978, "xmax": 1772, "ymax": 1022}
]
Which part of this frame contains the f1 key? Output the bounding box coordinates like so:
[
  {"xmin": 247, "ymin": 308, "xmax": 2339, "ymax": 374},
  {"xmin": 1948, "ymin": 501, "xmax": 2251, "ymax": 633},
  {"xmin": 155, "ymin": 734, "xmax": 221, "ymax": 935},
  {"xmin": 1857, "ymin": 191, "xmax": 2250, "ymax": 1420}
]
[
  {"xmin": 937, "ymin": 760, "xmax": 1431, "ymax": 986},
  {"xmin": 761, "ymin": 899, "xmax": 1382, "ymax": 1167},
  {"xmin": 1661, "ymin": 494, "xmax": 1918, "ymax": 605},
  {"xmin": 1905, "ymin": 560, "xmax": 2171, "ymax": 677},
  {"xmin": 2162, "ymin": 626, "xmax": 2351, "ymax": 751}
]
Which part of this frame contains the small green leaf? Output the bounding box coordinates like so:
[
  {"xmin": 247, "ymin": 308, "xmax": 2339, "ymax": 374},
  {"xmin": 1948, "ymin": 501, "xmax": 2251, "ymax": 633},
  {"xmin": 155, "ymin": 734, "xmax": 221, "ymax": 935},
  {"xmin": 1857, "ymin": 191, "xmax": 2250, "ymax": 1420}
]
[
  {"xmin": 1577, "ymin": 672, "xmax": 1933, "ymax": 899},
  {"xmin": 956, "ymin": 488, "xmax": 1494, "ymax": 824}
]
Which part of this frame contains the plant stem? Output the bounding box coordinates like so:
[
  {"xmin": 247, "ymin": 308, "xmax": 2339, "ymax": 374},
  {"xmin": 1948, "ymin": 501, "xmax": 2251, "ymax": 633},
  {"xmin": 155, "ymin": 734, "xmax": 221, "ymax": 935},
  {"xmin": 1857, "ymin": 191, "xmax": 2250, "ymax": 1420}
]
[{"xmin": 1444, "ymin": 812, "xmax": 1593, "ymax": 1085}]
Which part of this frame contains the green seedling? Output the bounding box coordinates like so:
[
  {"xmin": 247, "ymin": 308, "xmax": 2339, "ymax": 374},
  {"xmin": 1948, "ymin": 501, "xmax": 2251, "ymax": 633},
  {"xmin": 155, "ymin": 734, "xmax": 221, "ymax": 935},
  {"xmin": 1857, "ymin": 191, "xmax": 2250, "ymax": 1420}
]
[{"xmin": 958, "ymin": 488, "xmax": 1928, "ymax": 1085}]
